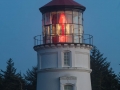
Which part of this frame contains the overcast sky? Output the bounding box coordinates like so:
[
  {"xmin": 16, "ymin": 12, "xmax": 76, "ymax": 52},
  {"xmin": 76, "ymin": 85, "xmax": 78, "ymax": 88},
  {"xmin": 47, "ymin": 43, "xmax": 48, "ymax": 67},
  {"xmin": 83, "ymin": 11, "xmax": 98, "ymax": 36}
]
[{"xmin": 0, "ymin": 0, "xmax": 120, "ymax": 74}]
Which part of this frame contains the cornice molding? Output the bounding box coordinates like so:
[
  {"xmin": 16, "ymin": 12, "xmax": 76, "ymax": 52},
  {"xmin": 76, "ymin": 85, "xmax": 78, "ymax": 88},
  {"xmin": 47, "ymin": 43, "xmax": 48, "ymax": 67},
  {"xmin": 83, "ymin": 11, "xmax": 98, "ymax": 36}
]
[
  {"xmin": 60, "ymin": 76, "xmax": 77, "ymax": 80},
  {"xmin": 37, "ymin": 67, "xmax": 92, "ymax": 73},
  {"xmin": 34, "ymin": 43, "xmax": 92, "ymax": 51}
]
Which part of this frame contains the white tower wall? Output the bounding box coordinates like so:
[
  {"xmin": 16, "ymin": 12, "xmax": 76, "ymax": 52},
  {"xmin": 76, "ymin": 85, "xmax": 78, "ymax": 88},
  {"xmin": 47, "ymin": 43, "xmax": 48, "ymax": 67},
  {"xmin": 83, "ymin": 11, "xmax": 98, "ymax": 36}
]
[
  {"xmin": 34, "ymin": 44, "xmax": 92, "ymax": 90},
  {"xmin": 37, "ymin": 70, "xmax": 91, "ymax": 90}
]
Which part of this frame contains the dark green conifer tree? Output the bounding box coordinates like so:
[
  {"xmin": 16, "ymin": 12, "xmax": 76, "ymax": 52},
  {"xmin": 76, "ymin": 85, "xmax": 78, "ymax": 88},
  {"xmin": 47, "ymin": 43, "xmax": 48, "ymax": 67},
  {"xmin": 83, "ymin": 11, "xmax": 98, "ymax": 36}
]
[
  {"xmin": 117, "ymin": 72, "xmax": 120, "ymax": 89},
  {"xmin": 91, "ymin": 47, "xmax": 119, "ymax": 90},
  {"xmin": 24, "ymin": 67, "xmax": 37, "ymax": 90},
  {"xmin": 1, "ymin": 58, "xmax": 25, "ymax": 90},
  {"xmin": 0, "ymin": 70, "xmax": 3, "ymax": 89}
]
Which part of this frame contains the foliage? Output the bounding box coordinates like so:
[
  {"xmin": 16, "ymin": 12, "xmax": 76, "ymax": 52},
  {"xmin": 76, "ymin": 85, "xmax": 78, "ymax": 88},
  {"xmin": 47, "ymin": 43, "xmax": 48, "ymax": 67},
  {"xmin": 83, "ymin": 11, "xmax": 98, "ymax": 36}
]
[
  {"xmin": 24, "ymin": 67, "xmax": 37, "ymax": 90},
  {"xmin": 118, "ymin": 72, "xmax": 120, "ymax": 89},
  {"xmin": 91, "ymin": 47, "xmax": 120, "ymax": 90},
  {"xmin": 0, "ymin": 70, "xmax": 3, "ymax": 89},
  {"xmin": 0, "ymin": 58, "xmax": 25, "ymax": 90}
]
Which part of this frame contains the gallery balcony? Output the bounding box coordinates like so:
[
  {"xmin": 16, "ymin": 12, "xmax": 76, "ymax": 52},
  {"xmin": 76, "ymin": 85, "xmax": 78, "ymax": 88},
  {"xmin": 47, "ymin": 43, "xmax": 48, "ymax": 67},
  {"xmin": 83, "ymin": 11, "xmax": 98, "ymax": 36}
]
[{"xmin": 33, "ymin": 34, "xmax": 93, "ymax": 47}]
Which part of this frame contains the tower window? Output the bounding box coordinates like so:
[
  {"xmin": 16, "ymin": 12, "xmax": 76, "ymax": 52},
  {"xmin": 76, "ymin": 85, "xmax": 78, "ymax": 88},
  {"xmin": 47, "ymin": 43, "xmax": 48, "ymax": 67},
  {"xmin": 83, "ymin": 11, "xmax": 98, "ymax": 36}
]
[
  {"xmin": 64, "ymin": 51, "xmax": 70, "ymax": 66},
  {"xmin": 64, "ymin": 85, "xmax": 73, "ymax": 90}
]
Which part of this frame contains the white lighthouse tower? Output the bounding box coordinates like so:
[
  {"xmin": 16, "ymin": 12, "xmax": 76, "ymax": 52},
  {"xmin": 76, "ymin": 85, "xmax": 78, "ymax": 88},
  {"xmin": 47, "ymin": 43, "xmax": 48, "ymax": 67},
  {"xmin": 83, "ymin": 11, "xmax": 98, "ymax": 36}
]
[{"xmin": 33, "ymin": 0, "xmax": 93, "ymax": 90}]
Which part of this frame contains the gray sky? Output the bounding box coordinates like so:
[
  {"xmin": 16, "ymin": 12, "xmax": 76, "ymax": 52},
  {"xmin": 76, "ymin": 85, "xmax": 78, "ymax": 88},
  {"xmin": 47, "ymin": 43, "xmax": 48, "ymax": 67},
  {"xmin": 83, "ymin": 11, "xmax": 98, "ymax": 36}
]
[{"xmin": 0, "ymin": 0, "xmax": 120, "ymax": 74}]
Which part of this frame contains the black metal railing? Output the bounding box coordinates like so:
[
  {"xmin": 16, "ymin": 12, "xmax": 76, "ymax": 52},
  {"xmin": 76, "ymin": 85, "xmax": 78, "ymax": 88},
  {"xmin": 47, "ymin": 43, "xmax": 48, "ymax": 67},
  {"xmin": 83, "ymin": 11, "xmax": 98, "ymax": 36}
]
[{"xmin": 34, "ymin": 34, "xmax": 93, "ymax": 46}]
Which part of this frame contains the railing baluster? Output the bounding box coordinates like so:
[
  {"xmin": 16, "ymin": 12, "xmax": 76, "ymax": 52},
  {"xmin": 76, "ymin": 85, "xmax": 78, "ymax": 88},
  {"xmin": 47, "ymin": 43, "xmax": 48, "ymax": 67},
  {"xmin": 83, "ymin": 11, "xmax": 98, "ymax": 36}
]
[
  {"xmin": 34, "ymin": 37, "xmax": 35, "ymax": 46},
  {"xmin": 89, "ymin": 35, "xmax": 90, "ymax": 45},
  {"xmin": 40, "ymin": 35, "xmax": 41, "ymax": 45}
]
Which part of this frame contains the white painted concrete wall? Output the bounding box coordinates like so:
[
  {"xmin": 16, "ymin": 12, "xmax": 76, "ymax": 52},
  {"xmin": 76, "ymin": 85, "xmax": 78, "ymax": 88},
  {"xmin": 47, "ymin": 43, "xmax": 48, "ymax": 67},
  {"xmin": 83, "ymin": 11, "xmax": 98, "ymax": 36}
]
[
  {"xmin": 40, "ymin": 52, "xmax": 58, "ymax": 68},
  {"xmin": 35, "ymin": 44, "xmax": 92, "ymax": 90},
  {"xmin": 37, "ymin": 69, "xmax": 92, "ymax": 90},
  {"xmin": 37, "ymin": 45, "xmax": 91, "ymax": 69}
]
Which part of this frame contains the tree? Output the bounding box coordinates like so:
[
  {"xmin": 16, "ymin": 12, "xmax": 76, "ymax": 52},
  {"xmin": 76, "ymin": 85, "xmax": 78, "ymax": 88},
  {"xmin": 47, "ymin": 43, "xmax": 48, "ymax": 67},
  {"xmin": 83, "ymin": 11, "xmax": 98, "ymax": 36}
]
[
  {"xmin": 0, "ymin": 70, "xmax": 3, "ymax": 89},
  {"xmin": 91, "ymin": 47, "xmax": 120, "ymax": 90},
  {"xmin": 24, "ymin": 67, "xmax": 37, "ymax": 90},
  {"xmin": 117, "ymin": 72, "xmax": 120, "ymax": 89},
  {"xmin": 0, "ymin": 58, "xmax": 25, "ymax": 90}
]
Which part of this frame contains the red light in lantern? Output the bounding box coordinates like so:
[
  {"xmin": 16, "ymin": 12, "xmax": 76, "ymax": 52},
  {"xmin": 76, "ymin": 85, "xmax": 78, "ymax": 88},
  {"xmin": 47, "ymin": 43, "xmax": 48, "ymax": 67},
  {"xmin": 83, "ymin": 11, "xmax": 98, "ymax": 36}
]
[
  {"xmin": 59, "ymin": 13, "xmax": 66, "ymax": 24},
  {"xmin": 59, "ymin": 13, "xmax": 66, "ymax": 42},
  {"xmin": 59, "ymin": 35, "xmax": 66, "ymax": 42},
  {"xmin": 59, "ymin": 13, "xmax": 66, "ymax": 35}
]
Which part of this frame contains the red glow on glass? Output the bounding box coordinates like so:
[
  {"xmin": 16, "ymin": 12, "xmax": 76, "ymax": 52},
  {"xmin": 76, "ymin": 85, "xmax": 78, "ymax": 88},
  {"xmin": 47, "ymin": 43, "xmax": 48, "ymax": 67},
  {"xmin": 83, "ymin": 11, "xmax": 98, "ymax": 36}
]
[
  {"xmin": 59, "ymin": 13, "xmax": 66, "ymax": 24},
  {"xmin": 59, "ymin": 13, "xmax": 67, "ymax": 42},
  {"xmin": 59, "ymin": 13, "xmax": 66, "ymax": 35},
  {"xmin": 59, "ymin": 35, "xmax": 66, "ymax": 42}
]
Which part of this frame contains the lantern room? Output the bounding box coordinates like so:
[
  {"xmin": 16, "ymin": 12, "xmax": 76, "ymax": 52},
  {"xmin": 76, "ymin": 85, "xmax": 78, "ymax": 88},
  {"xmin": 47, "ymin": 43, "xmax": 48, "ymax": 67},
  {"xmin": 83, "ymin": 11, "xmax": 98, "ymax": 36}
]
[
  {"xmin": 34, "ymin": 0, "xmax": 93, "ymax": 46},
  {"xmin": 42, "ymin": 10, "xmax": 84, "ymax": 43}
]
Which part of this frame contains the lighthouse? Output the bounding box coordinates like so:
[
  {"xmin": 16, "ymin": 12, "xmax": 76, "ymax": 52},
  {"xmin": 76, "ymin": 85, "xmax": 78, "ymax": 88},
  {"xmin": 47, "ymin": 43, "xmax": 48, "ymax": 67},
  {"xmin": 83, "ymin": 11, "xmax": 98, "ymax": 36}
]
[{"xmin": 33, "ymin": 0, "xmax": 93, "ymax": 90}]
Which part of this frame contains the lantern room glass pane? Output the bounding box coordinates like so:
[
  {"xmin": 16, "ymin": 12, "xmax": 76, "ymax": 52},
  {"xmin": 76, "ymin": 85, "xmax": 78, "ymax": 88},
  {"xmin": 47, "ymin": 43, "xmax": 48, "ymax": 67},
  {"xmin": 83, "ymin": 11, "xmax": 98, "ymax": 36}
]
[
  {"xmin": 73, "ymin": 11, "xmax": 78, "ymax": 24},
  {"xmin": 74, "ymin": 35, "xmax": 79, "ymax": 43},
  {"xmin": 45, "ymin": 26, "xmax": 50, "ymax": 35},
  {"xmin": 56, "ymin": 23, "xmax": 65, "ymax": 35},
  {"xmin": 45, "ymin": 35, "xmax": 51, "ymax": 44},
  {"xmin": 79, "ymin": 25, "xmax": 83, "ymax": 34},
  {"xmin": 65, "ymin": 24, "xmax": 73, "ymax": 34},
  {"xmin": 51, "ymin": 12, "xmax": 57, "ymax": 24},
  {"xmin": 66, "ymin": 35, "xmax": 73, "ymax": 43},
  {"xmin": 78, "ymin": 12, "xmax": 82, "ymax": 24},
  {"xmin": 65, "ymin": 11, "xmax": 72, "ymax": 23},
  {"xmin": 56, "ymin": 24, "xmax": 61, "ymax": 35},
  {"xmin": 50, "ymin": 25, "xmax": 52, "ymax": 35},
  {"xmin": 52, "ymin": 24, "xmax": 56, "ymax": 35},
  {"xmin": 73, "ymin": 24, "xmax": 78, "ymax": 34},
  {"xmin": 45, "ymin": 13, "xmax": 50, "ymax": 25},
  {"xmin": 57, "ymin": 11, "xmax": 66, "ymax": 24}
]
